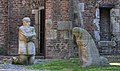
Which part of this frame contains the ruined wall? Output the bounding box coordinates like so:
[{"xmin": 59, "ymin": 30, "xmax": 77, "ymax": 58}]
[
  {"xmin": 8, "ymin": 0, "xmax": 31, "ymax": 55},
  {"xmin": 94, "ymin": 0, "xmax": 120, "ymax": 54},
  {"xmin": 7, "ymin": 0, "xmax": 44, "ymax": 55},
  {"xmin": 0, "ymin": 0, "xmax": 8, "ymax": 55},
  {"xmin": 0, "ymin": 0, "xmax": 119, "ymax": 58},
  {"xmin": 45, "ymin": 0, "xmax": 76, "ymax": 58},
  {"xmin": 0, "ymin": 0, "xmax": 76, "ymax": 58},
  {"xmin": 76, "ymin": 0, "xmax": 120, "ymax": 54},
  {"xmin": 108, "ymin": 0, "xmax": 120, "ymax": 54},
  {"xmin": 79, "ymin": 0, "xmax": 97, "ymax": 38}
]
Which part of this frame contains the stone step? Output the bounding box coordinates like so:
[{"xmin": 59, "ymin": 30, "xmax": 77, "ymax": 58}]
[
  {"xmin": 35, "ymin": 56, "xmax": 45, "ymax": 59},
  {"xmin": 102, "ymin": 55, "xmax": 120, "ymax": 62}
]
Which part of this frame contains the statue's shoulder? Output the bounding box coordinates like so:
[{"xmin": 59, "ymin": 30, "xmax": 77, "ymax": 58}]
[
  {"xmin": 19, "ymin": 26, "xmax": 24, "ymax": 29},
  {"xmin": 30, "ymin": 26, "xmax": 35, "ymax": 30},
  {"xmin": 73, "ymin": 27, "xmax": 84, "ymax": 32},
  {"xmin": 30, "ymin": 26, "xmax": 34, "ymax": 28},
  {"xmin": 72, "ymin": 27, "xmax": 88, "ymax": 35}
]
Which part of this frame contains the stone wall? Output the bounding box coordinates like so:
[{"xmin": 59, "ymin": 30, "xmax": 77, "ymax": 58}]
[
  {"xmin": 70, "ymin": 0, "xmax": 120, "ymax": 63},
  {"xmin": 0, "ymin": 0, "xmax": 76, "ymax": 58},
  {"xmin": 45, "ymin": 0, "xmax": 76, "ymax": 58},
  {"xmin": 0, "ymin": 0, "xmax": 8, "ymax": 55},
  {"xmin": 109, "ymin": 1, "xmax": 120, "ymax": 54},
  {"xmin": 0, "ymin": 0, "xmax": 119, "ymax": 59},
  {"xmin": 79, "ymin": 0, "xmax": 97, "ymax": 38},
  {"xmin": 76, "ymin": 0, "xmax": 120, "ymax": 54},
  {"xmin": 7, "ymin": 0, "xmax": 31, "ymax": 55},
  {"xmin": 7, "ymin": 0, "xmax": 44, "ymax": 55},
  {"xmin": 95, "ymin": 0, "xmax": 120, "ymax": 54}
]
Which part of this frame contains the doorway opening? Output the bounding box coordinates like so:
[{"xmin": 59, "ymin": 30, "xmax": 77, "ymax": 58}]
[
  {"xmin": 39, "ymin": 9, "xmax": 45, "ymax": 56},
  {"xmin": 36, "ymin": 8, "xmax": 45, "ymax": 57},
  {"xmin": 100, "ymin": 8, "xmax": 111, "ymax": 41}
]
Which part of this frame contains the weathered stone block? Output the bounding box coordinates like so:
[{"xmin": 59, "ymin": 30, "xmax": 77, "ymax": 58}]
[
  {"xmin": 118, "ymin": 20, "xmax": 120, "ymax": 23},
  {"xmin": 93, "ymin": 19, "xmax": 100, "ymax": 30},
  {"xmin": 112, "ymin": 23, "xmax": 119, "ymax": 33},
  {"xmin": 59, "ymin": 31, "xmax": 69, "ymax": 39},
  {"xmin": 112, "ymin": 33, "xmax": 120, "ymax": 41},
  {"xmin": 46, "ymin": 29, "xmax": 57, "ymax": 39},
  {"xmin": 95, "ymin": 8, "xmax": 100, "ymax": 18},
  {"xmin": 57, "ymin": 21, "xmax": 72, "ymax": 30},
  {"xmin": 78, "ymin": 3, "xmax": 84, "ymax": 12},
  {"xmin": 46, "ymin": 19, "xmax": 53, "ymax": 30},
  {"xmin": 98, "ymin": 41, "xmax": 116, "ymax": 47},
  {"xmin": 94, "ymin": 31, "xmax": 100, "ymax": 41},
  {"xmin": 110, "ymin": 9, "xmax": 120, "ymax": 16}
]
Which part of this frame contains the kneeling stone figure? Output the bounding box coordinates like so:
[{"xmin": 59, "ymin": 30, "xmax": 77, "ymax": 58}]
[
  {"xmin": 72, "ymin": 27, "xmax": 109, "ymax": 67},
  {"xmin": 13, "ymin": 17, "xmax": 36, "ymax": 65}
]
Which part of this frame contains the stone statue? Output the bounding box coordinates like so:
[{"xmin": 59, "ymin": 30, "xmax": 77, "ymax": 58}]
[
  {"xmin": 72, "ymin": 27, "xmax": 109, "ymax": 67},
  {"xmin": 12, "ymin": 17, "xmax": 36, "ymax": 65}
]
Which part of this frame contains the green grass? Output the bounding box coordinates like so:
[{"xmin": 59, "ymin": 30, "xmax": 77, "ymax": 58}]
[{"xmin": 26, "ymin": 59, "xmax": 120, "ymax": 71}]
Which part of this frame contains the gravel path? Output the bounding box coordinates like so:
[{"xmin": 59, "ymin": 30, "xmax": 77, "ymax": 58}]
[
  {"xmin": 0, "ymin": 59, "xmax": 50, "ymax": 71},
  {"xmin": 0, "ymin": 64, "xmax": 40, "ymax": 71},
  {"xmin": 0, "ymin": 64, "xmax": 50, "ymax": 71}
]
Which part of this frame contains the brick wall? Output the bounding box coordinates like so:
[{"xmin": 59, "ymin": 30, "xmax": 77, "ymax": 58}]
[
  {"xmin": 80, "ymin": 0, "xmax": 96, "ymax": 38},
  {"xmin": 0, "ymin": 0, "xmax": 8, "ymax": 55},
  {"xmin": 0, "ymin": 0, "xmax": 76, "ymax": 58},
  {"xmin": 79, "ymin": 0, "xmax": 120, "ymax": 54},
  {"xmin": 96, "ymin": 0, "xmax": 120, "ymax": 54},
  {"xmin": 45, "ymin": 0, "xmax": 76, "ymax": 58},
  {"xmin": 7, "ymin": 0, "xmax": 44, "ymax": 55},
  {"xmin": 7, "ymin": 0, "xmax": 31, "ymax": 55},
  {"xmin": 0, "ymin": 0, "xmax": 119, "ymax": 58}
]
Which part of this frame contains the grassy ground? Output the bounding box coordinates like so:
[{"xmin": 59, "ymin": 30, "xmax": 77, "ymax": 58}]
[{"xmin": 26, "ymin": 59, "xmax": 120, "ymax": 71}]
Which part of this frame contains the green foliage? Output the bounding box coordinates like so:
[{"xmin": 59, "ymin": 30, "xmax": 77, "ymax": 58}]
[{"xmin": 26, "ymin": 59, "xmax": 120, "ymax": 71}]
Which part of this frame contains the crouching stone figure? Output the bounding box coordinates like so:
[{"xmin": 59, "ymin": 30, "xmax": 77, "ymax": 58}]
[
  {"xmin": 72, "ymin": 27, "xmax": 109, "ymax": 67},
  {"xmin": 12, "ymin": 17, "xmax": 36, "ymax": 65}
]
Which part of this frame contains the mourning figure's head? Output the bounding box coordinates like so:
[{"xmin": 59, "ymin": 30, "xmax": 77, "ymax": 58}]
[
  {"xmin": 72, "ymin": 27, "xmax": 81, "ymax": 38},
  {"xmin": 22, "ymin": 17, "xmax": 31, "ymax": 26}
]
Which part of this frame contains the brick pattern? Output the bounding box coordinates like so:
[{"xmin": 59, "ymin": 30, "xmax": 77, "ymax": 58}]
[
  {"xmin": 45, "ymin": 0, "xmax": 76, "ymax": 58},
  {"xmin": 0, "ymin": 0, "xmax": 119, "ymax": 58},
  {"xmin": 98, "ymin": 0, "xmax": 120, "ymax": 54},
  {"xmin": 82, "ymin": 0, "xmax": 96, "ymax": 36},
  {"xmin": 81, "ymin": 0, "xmax": 120, "ymax": 54},
  {"xmin": 8, "ymin": 0, "xmax": 31, "ymax": 55},
  {"xmin": 46, "ymin": 39, "xmax": 77, "ymax": 59},
  {"xmin": 46, "ymin": 0, "xmax": 52, "ymax": 19},
  {"xmin": 0, "ymin": 0, "xmax": 8, "ymax": 55},
  {"xmin": 49, "ymin": 0, "xmax": 69, "ymax": 21},
  {"xmin": 7, "ymin": 0, "xmax": 44, "ymax": 55}
]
